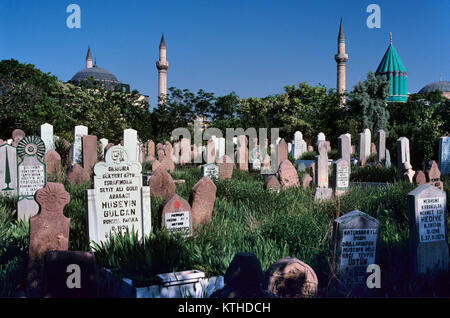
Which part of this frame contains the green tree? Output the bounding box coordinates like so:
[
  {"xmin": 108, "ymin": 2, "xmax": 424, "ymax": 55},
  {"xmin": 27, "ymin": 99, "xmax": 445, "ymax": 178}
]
[{"xmin": 348, "ymin": 71, "xmax": 390, "ymax": 133}]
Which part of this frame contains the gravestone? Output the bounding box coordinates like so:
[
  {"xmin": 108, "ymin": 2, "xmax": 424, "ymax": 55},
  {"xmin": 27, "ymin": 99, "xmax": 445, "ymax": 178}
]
[
  {"xmin": 315, "ymin": 140, "xmax": 328, "ymax": 187},
  {"xmin": 12, "ymin": 129, "xmax": 26, "ymax": 147},
  {"xmin": 370, "ymin": 143, "xmax": 377, "ymax": 155},
  {"xmin": 309, "ymin": 163, "xmax": 315, "ymax": 185},
  {"xmin": 292, "ymin": 131, "xmax": 303, "ymax": 160},
  {"xmin": 251, "ymin": 158, "xmax": 261, "ymax": 171},
  {"xmin": 264, "ymin": 175, "xmax": 281, "ymax": 193},
  {"xmin": 124, "ymin": 129, "xmax": 138, "ymax": 162},
  {"xmin": 27, "ymin": 182, "xmax": 71, "ymax": 298},
  {"xmin": 333, "ymin": 159, "xmax": 350, "ymax": 196},
  {"xmin": 82, "ymin": 135, "xmax": 98, "ymax": 171},
  {"xmin": 44, "ymin": 150, "xmax": 61, "ymax": 175},
  {"xmin": 201, "ymin": 163, "xmax": 219, "ymax": 180},
  {"xmin": 162, "ymin": 194, "xmax": 192, "ymax": 237},
  {"xmin": 301, "ymin": 174, "xmax": 312, "ymax": 190},
  {"xmin": 438, "ymin": 137, "xmax": 450, "ymax": 176},
  {"xmin": 67, "ymin": 164, "xmax": 90, "ymax": 185},
  {"xmin": 413, "ymin": 170, "xmax": 427, "ymax": 186},
  {"xmin": 72, "ymin": 125, "xmax": 88, "ymax": 164},
  {"xmin": 408, "ymin": 184, "xmax": 449, "ymax": 276},
  {"xmin": 332, "ymin": 210, "xmax": 380, "ymax": 289},
  {"xmin": 358, "ymin": 133, "xmax": 366, "ymax": 166},
  {"xmin": 86, "ymin": 145, "xmax": 151, "ymax": 245},
  {"xmin": 385, "ymin": 149, "xmax": 391, "ymax": 168},
  {"xmin": 363, "ymin": 128, "xmax": 371, "ymax": 159},
  {"xmin": 157, "ymin": 149, "xmax": 166, "ymax": 161},
  {"xmin": 43, "ymin": 251, "xmax": 97, "ymax": 298},
  {"xmin": 190, "ymin": 176, "xmax": 217, "ymax": 230},
  {"xmin": 218, "ymin": 137, "xmax": 226, "ymax": 160},
  {"xmin": 152, "ymin": 159, "xmax": 161, "ymax": 171},
  {"xmin": 180, "ymin": 138, "xmax": 191, "ymax": 165},
  {"xmin": 338, "ymin": 134, "xmax": 351, "ymax": 164},
  {"xmin": 264, "ymin": 257, "xmax": 318, "ymax": 298},
  {"xmin": 160, "ymin": 156, "xmax": 175, "ymax": 173},
  {"xmin": 40, "ymin": 123, "xmax": 55, "ymax": 154},
  {"xmin": 206, "ymin": 139, "xmax": 216, "ymax": 164},
  {"xmin": 397, "ymin": 137, "xmax": 410, "ymax": 180},
  {"xmin": 278, "ymin": 160, "xmax": 299, "ymax": 188},
  {"xmin": 17, "ymin": 136, "xmax": 47, "ymax": 220},
  {"xmin": 236, "ymin": 135, "xmax": 248, "ymax": 171},
  {"xmin": 277, "ymin": 139, "xmax": 288, "ymax": 167},
  {"xmin": 377, "ymin": 130, "xmax": 386, "ymax": 162},
  {"xmin": 0, "ymin": 144, "xmax": 18, "ymax": 196},
  {"xmin": 287, "ymin": 143, "xmax": 292, "ymax": 153},
  {"xmin": 145, "ymin": 140, "xmax": 154, "ymax": 158},
  {"xmin": 426, "ymin": 160, "xmax": 444, "ymax": 191},
  {"xmin": 149, "ymin": 167, "xmax": 176, "ymax": 199},
  {"xmin": 164, "ymin": 141, "xmax": 173, "ymax": 161},
  {"xmin": 217, "ymin": 155, "xmax": 233, "ymax": 180}
]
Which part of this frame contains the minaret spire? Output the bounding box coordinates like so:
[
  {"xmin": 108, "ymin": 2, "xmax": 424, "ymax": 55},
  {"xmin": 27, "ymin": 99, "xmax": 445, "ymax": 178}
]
[
  {"xmin": 86, "ymin": 46, "xmax": 93, "ymax": 69},
  {"xmin": 335, "ymin": 19, "xmax": 348, "ymax": 105},
  {"xmin": 390, "ymin": 32, "xmax": 392, "ymax": 44},
  {"xmin": 156, "ymin": 34, "xmax": 169, "ymax": 103}
]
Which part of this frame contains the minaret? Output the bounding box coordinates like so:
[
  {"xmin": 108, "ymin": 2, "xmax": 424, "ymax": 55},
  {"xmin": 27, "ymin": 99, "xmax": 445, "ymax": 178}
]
[
  {"xmin": 334, "ymin": 19, "xmax": 348, "ymax": 105},
  {"xmin": 156, "ymin": 34, "xmax": 169, "ymax": 102},
  {"xmin": 86, "ymin": 46, "xmax": 93, "ymax": 69}
]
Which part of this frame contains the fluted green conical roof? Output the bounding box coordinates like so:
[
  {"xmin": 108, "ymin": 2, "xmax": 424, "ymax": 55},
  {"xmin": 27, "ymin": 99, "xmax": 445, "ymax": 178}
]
[
  {"xmin": 375, "ymin": 34, "xmax": 408, "ymax": 102},
  {"xmin": 376, "ymin": 44, "xmax": 407, "ymax": 73}
]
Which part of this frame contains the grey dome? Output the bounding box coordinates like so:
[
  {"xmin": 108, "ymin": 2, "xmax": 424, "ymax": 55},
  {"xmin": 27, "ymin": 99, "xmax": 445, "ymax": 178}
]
[
  {"xmin": 419, "ymin": 81, "xmax": 450, "ymax": 94},
  {"xmin": 70, "ymin": 66, "xmax": 119, "ymax": 83}
]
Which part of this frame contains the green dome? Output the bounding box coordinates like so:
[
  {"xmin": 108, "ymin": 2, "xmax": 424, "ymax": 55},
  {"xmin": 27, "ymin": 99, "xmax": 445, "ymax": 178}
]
[{"xmin": 375, "ymin": 38, "xmax": 408, "ymax": 102}]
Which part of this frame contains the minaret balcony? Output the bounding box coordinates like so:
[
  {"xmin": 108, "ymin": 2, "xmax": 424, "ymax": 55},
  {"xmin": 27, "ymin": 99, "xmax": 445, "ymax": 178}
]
[
  {"xmin": 334, "ymin": 53, "xmax": 348, "ymax": 63},
  {"xmin": 156, "ymin": 61, "xmax": 169, "ymax": 70}
]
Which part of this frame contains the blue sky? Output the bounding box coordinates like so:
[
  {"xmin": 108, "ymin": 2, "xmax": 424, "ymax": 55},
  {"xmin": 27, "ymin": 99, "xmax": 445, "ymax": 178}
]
[{"xmin": 0, "ymin": 0, "xmax": 448, "ymax": 108}]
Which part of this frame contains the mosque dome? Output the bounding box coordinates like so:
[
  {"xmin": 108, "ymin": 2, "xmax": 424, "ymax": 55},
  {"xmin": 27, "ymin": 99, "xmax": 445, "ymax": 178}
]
[
  {"xmin": 419, "ymin": 81, "xmax": 450, "ymax": 94},
  {"xmin": 68, "ymin": 47, "xmax": 129, "ymax": 92}
]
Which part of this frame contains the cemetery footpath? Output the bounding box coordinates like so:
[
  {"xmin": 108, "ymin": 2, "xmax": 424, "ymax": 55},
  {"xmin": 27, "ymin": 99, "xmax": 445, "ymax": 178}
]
[{"xmin": 1, "ymin": 128, "xmax": 450, "ymax": 297}]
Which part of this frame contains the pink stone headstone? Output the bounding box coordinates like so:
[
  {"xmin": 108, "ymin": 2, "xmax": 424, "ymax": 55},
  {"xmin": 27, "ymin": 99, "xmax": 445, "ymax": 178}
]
[
  {"xmin": 161, "ymin": 194, "xmax": 192, "ymax": 236},
  {"xmin": 44, "ymin": 150, "xmax": 62, "ymax": 175},
  {"xmin": 278, "ymin": 160, "xmax": 300, "ymax": 188},
  {"xmin": 217, "ymin": 155, "xmax": 234, "ymax": 180},
  {"xmin": 12, "ymin": 129, "xmax": 26, "ymax": 147},
  {"xmin": 149, "ymin": 167, "xmax": 175, "ymax": 199},
  {"xmin": 190, "ymin": 176, "xmax": 217, "ymax": 231},
  {"xmin": 66, "ymin": 164, "xmax": 90, "ymax": 185},
  {"xmin": 26, "ymin": 182, "xmax": 70, "ymax": 297}
]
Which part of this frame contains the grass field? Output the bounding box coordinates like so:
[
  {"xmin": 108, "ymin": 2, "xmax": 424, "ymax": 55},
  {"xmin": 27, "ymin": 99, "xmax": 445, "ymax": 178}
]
[{"xmin": 1, "ymin": 164, "xmax": 450, "ymax": 297}]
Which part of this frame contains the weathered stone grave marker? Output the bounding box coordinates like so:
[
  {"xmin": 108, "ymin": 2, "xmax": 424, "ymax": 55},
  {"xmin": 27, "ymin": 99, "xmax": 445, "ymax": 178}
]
[
  {"xmin": 332, "ymin": 210, "xmax": 380, "ymax": 289},
  {"xmin": 72, "ymin": 125, "xmax": 88, "ymax": 164},
  {"xmin": 27, "ymin": 182, "xmax": 70, "ymax": 298},
  {"xmin": 201, "ymin": 163, "xmax": 219, "ymax": 180},
  {"xmin": 162, "ymin": 194, "xmax": 192, "ymax": 237},
  {"xmin": 377, "ymin": 130, "xmax": 386, "ymax": 163},
  {"xmin": 408, "ymin": 184, "xmax": 449, "ymax": 276},
  {"xmin": 190, "ymin": 176, "xmax": 217, "ymax": 230},
  {"xmin": 333, "ymin": 159, "xmax": 349, "ymax": 196},
  {"xmin": 17, "ymin": 136, "xmax": 46, "ymax": 220},
  {"xmin": 87, "ymin": 145, "xmax": 151, "ymax": 246},
  {"xmin": 338, "ymin": 134, "xmax": 351, "ymax": 164},
  {"xmin": 40, "ymin": 123, "xmax": 55, "ymax": 154},
  {"xmin": 438, "ymin": 136, "xmax": 450, "ymax": 176},
  {"xmin": 0, "ymin": 143, "xmax": 18, "ymax": 196}
]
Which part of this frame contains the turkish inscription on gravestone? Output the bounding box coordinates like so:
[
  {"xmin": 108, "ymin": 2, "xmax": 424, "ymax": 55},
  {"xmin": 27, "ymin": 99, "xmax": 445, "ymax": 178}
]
[
  {"xmin": 87, "ymin": 145, "xmax": 151, "ymax": 245},
  {"xmin": 417, "ymin": 197, "xmax": 445, "ymax": 243},
  {"xmin": 202, "ymin": 164, "xmax": 219, "ymax": 180},
  {"xmin": 438, "ymin": 137, "xmax": 450, "ymax": 176},
  {"xmin": 336, "ymin": 165, "xmax": 349, "ymax": 189},
  {"xmin": 333, "ymin": 210, "xmax": 380, "ymax": 286},
  {"xmin": 165, "ymin": 211, "xmax": 191, "ymax": 236},
  {"xmin": 340, "ymin": 228, "xmax": 378, "ymax": 284}
]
